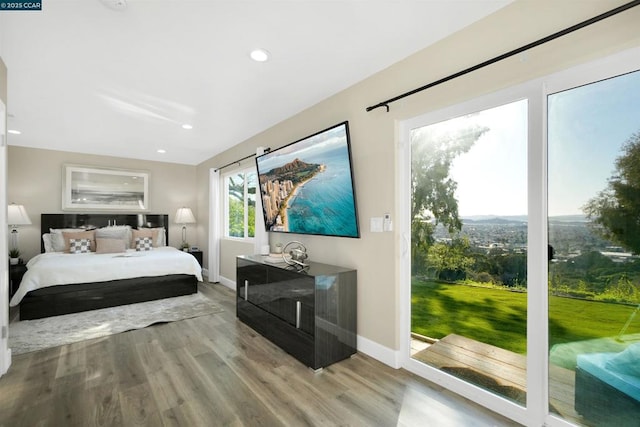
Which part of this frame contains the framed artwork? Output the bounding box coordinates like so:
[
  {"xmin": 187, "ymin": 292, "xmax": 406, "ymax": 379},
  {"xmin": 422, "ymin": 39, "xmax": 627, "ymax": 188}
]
[{"xmin": 62, "ymin": 165, "xmax": 149, "ymax": 211}]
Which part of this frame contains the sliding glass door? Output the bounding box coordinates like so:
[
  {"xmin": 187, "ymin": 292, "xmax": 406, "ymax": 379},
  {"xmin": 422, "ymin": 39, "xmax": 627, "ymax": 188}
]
[
  {"xmin": 401, "ymin": 47, "xmax": 640, "ymax": 425},
  {"xmin": 547, "ymin": 69, "xmax": 640, "ymax": 426},
  {"xmin": 408, "ymin": 99, "xmax": 529, "ymax": 406}
]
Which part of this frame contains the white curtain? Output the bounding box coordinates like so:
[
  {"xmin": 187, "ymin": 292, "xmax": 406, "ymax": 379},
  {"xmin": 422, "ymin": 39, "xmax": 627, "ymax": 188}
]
[
  {"xmin": 208, "ymin": 168, "xmax": 221, "ymax": 283},
  {"xmin": 253, "ymin": 146, "xmax": 270, "ymax": 254}
]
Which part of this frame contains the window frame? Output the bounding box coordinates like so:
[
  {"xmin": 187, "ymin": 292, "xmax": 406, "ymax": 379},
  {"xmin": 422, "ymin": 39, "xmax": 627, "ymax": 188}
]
[{"xmin": 222, "ymin": 166, "xmax": 257, "ymax": 242}]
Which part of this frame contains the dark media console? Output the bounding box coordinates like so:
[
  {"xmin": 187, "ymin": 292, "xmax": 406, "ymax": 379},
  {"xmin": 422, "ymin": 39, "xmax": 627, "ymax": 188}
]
[{"xmin": 236, "ymin": 255, "xmax": 357, "ymax": 370}]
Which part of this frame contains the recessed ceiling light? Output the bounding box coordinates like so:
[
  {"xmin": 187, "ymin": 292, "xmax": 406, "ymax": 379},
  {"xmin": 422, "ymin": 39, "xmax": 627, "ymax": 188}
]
[
  {"xmin": 181, "ymin": 124, "xmax": 193, "ymax": 130},
  {"xmin": 157, "ymin": 149, "xmax": 166, "ymax": 154},
  {"xmin": 250, "ymin": 49, "xmax": 270, "ymax": 62},
  {"xmin": 8, "ymin": 129, "xmax": 21, "ymax": 135}
]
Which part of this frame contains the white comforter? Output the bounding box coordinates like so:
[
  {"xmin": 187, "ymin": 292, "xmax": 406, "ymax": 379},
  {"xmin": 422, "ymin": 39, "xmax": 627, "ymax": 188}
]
[{"xmin": 10, "ymin": 247, "xmax": 203, "ymax": 306}]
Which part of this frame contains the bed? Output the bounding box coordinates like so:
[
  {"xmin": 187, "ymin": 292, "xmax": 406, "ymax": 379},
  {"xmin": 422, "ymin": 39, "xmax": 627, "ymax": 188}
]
[
  {"xmin": 575, "ymin": 344, "xmax": 640, "ymax": 426},
  {"xmin": 10, "ymin": 213, "xmax": 202, "ymax": 320}
]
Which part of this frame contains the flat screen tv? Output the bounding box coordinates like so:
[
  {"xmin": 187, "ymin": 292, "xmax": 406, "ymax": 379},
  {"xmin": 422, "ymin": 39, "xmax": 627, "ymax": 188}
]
[{"xmin": 255, "ymin": 121, "xmax": 360, "ymax": 238}]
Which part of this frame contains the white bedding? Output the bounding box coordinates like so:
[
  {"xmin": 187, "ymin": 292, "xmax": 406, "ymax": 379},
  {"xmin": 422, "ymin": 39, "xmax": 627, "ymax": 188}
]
[{"xmin": 10, "ymin": 247, "xmax": 203, "ymax": 306}]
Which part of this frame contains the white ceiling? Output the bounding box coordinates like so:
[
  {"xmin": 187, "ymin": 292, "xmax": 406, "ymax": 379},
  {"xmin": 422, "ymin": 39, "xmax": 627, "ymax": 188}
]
[{"xmin": 0, "ymin": 0, "xmax": 511, "ymax": 165}]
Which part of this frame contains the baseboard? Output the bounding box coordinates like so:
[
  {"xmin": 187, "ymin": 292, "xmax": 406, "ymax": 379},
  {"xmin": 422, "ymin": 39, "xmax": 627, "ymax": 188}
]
[
  {"xmin": 357, "ymin": 334, "xmax": 402, "ymax": 369},
  {"xmin": 0, "ymin": 347, "xmax": 11, "ymax": 378},
  {"xmin": 218, "ymin": 276, "xmax": 236, "ymax": 290}
]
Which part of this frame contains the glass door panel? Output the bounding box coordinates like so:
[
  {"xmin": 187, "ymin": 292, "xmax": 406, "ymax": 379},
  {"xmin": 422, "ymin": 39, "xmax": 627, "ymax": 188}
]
[
  {"xmin": 548, "ymin": 70, "xmax": 640, "ymax": 425},
  {"xmin": 410, "ymin": 99, "xmax": 528, "ymax": 405}
]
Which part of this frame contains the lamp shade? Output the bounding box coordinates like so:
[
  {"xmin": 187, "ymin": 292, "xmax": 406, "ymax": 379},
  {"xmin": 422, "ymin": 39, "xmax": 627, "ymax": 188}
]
[
  {"xmin": 175, "ymin": 207, "xmax": 196, "ymax": 224},
  {"xmin": 8, "ymin": 204, "xmax": 32, "ymax": 226}
]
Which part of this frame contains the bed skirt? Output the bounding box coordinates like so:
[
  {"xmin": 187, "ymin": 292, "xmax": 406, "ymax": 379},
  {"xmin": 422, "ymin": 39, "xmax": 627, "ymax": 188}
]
[{"xmin": 19, "ymin": 274, "xmax": 198, "ymax": 320}]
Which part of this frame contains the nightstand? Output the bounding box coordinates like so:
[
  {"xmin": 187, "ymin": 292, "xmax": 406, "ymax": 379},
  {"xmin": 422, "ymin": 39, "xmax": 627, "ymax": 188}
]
[
  {"xmin": 188, "ymin": 250, "xmax": 203, "ymax": 267},
  {"xmin": 9, "ymin": 262, "xmax": 27, "ymax": 298}
]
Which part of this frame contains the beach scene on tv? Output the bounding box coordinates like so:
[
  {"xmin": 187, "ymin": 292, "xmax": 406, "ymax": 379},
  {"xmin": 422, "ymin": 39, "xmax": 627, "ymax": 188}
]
[{"xmin": 256, "ymin": 123, "xmax": 359, "ymax": 238}]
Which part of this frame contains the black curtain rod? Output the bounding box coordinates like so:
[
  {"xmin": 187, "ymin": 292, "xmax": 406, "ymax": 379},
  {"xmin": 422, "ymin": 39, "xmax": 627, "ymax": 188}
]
[
  {"xmin": 214, "ymin": 148, "xmax": 271, "ymax": 172},
  {"xmin": 366, "ymin": 0, "xmax": 640, "ymax": 113}
]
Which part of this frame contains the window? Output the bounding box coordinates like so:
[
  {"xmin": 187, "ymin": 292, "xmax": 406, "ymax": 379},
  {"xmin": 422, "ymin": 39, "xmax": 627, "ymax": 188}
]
[{"xmin": 224, "ymin": 168, "xmax": 257, "ymax": 240}]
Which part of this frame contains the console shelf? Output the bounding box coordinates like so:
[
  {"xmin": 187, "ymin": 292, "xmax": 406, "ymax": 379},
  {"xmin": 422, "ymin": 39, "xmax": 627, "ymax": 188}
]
[{"xmin": 236, "ymin": 255, "xmax": 357, "ymax": 370}]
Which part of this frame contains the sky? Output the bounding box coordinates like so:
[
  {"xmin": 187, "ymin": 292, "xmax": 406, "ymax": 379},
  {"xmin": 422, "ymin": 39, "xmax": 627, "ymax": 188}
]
[
  {"xmin": 434, "ymin": 101, "xmax": 527, "ymax": 216},
  {"xmin": 444, "ymin": 99, "xmax": 527, "ymax": 217},
  {"xmin": 414, "ymin": 69, "xmax": 640, "ymax": 218},
  {"xmin": 547, "ymin": 70, "xmax": 640, "ymax": 216}
]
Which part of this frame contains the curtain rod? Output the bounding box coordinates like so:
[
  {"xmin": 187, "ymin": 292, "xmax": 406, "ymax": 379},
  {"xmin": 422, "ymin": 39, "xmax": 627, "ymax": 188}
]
[
  {"xmin": 214, "ymin": 148, "xmax": 271, "ymax": 172},
  {"xmin": 366, "ymin": 0, "xmax": 640, "ymax": 113}
]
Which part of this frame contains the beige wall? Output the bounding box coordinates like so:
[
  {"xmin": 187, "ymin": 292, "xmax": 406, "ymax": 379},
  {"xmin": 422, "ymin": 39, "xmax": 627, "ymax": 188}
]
[
  {"xmin": 196, "ymin": 0, "xmax": 640, "ymax": 353},
  {"xmin": 8, "ymin": 146, "xmax": 197, "ymax": 261}
]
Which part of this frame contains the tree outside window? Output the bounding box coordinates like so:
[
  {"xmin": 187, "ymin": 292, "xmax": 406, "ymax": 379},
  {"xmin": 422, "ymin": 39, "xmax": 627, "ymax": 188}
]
[{"xmin": 225, "ymin": 169, "xmax": 256, "ymax": 239}]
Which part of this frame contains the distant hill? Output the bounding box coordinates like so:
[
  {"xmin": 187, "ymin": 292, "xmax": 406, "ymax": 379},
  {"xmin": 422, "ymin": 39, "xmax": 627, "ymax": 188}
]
[
  {"xmin": 462, "ymin": 215, "xmax": 527, "ymax": 224},
  {"xmin": 460, "ymin": 214, "xmax": 589, "ymax": 225},
  {"xmin": 548, "ymin": 214, "xmax": 589, "ymax": 223}
]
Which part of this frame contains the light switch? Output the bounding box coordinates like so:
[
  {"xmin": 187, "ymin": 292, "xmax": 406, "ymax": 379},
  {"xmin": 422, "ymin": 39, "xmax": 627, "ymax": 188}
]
[{"xmin": 370, "ymin": 217, "xmax": 383, "ymax": 232}]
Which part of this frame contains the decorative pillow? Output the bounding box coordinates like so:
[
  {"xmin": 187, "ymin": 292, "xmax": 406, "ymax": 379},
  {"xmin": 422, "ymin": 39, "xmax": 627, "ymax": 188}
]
[
  {"xmin": 96, "ymin": 226, "xmax": 132, "ymax": 249},
  {"xmin": 96, "ymin": 237, "xmax": 126, "ymax": 254},
  {"xmin": 135, "ymin": 237, "xmax": 153, "ymax": 251},
  {"xmin": 62, "ymin": 230, "xmax": 96, "ymax": 253},
  {"xmin": 50, "ymin": 228, "xmax": 86, "ymax": 252},
  {"xmin": 69, "ymin": 238, "xmax": 92, "ymax": 254},
  {"xmin": 147, "ymin": 227, "xmax": 166, "ymax": 247},
  {"xmin": 605, "ymin": 343, "xmax": 640, "ymax": 377},
  {"xmin": 42, "ymin": 233, "xmax": 56, "ymax": 253},
  {"xmin": 131, "ymin": 229, "xmax": 154, "ymax": 248}
]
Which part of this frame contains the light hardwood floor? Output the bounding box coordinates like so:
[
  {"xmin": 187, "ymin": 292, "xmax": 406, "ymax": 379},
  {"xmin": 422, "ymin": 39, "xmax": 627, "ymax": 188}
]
[{"xmin": 0, "ymin": 283, "xmax": 521, "ymax": 426}]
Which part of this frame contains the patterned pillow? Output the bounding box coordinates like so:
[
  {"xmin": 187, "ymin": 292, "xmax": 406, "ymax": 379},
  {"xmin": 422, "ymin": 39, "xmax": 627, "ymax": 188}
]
[
  {"xmin": 131, "ymin": 229, "xmax": 154, "ymax": 248},
  {"xmin": 62, "ymin": 230, "xmax": 96, "ymax": 253},
  {"xmin": 69, "ymin": 238, "xmax": 92, "ymax": 254},
  {"xmin": 135, "ymin": 237, "xmax": 153, "ymax": 251},
  {"xmin": 51, "ymin": 228, "xmax": 92, "ymax": 252}
]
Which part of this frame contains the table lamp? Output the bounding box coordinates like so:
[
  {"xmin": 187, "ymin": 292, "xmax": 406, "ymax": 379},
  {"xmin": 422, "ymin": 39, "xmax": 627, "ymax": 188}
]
[
  {"xmin": 8, "ymin": 203, "xmax": 32, "ymax": 255},
  {"xmin": 175, "ymin": 207, "xmax": 196, "ymax": 249}
]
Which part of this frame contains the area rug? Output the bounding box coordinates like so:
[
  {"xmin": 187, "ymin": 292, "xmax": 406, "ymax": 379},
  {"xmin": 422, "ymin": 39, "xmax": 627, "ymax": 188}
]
[{"xmin": 9, "ymin": 292, "xmax": 223, "ymax": 355}]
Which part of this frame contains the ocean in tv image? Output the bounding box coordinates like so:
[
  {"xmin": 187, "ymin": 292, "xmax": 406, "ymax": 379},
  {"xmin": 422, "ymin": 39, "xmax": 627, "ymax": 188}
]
[
  {"xmin": 256, "ymin": 124, "xmax": 359, "ymax": 238},
  {"xmin": 287, "ymin": 145, "xmax": 357, "ymax": 236}
]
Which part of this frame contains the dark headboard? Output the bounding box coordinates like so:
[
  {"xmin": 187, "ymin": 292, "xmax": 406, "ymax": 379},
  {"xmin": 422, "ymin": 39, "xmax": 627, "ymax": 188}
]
[{"xmin": 41, "ymin": 213, "xmax": 169, "ymax": 253}]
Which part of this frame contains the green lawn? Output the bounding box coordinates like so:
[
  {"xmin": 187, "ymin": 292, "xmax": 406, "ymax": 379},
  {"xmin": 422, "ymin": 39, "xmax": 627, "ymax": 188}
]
[{"xmin": 412, "ymin": 279, "xmax": 640, "ymax": 354}]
